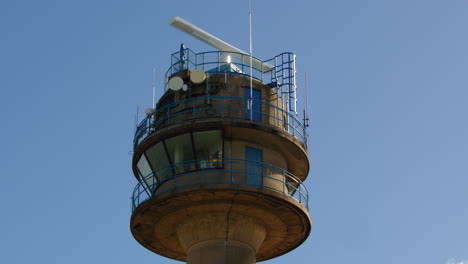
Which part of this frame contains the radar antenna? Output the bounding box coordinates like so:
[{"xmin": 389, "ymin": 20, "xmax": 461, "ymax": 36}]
[{"xmin": 169, "ymin": 16, "xmax": 272, "ymax": 72}]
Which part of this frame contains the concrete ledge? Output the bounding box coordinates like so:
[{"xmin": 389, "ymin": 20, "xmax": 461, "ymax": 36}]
[{"xmin": 130, "ymin": 184, "xmax": 311, "ymax": 262}]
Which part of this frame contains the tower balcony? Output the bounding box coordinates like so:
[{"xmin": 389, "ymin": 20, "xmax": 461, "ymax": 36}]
[
  {"xmin": 131, "ymin": 158, "xmax": 308, "ymax": 212},
  {"xmin": 133, "ymin": 95, "xmax": 307, "ymax": 150},
  {"xmin": 130, "ymin": 157, "xmax": 311, "ymax": 262}
]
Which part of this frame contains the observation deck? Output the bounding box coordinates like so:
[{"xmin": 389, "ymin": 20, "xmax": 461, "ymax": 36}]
[
  {"xmin": 134, "ymin": 95, "xmax": 307, "ymax": 149},
  {"xmin": 132, "ymin": 158, "xmax": 308, "ymax": 211},
  {"xmin": 135, "ymin": 48, "xmax": 306, "ymax": 149}
]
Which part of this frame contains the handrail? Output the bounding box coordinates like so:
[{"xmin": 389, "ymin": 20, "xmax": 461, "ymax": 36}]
[
  {"xmin": 131, "ymin": 158, "xmax": 309, "ymax": 211},
  {"xmin": 164, "ymin": 50, "xmax": 268, "ymax": 91},
  {"xmin": 133, "ymin": 96, "xmax": 307, "ymax": 149},
  {"xmin": 164, "ymin": 49, "xmax": 298, "ymax": 114}
]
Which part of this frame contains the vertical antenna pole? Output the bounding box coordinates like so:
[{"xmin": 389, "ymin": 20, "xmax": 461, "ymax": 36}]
[
  {"xmin": 152, "ymin": 66, "xmax": 156, "ymax": 108},
  {"xmin": 135, "ymin": 105, "xmax": 139, "ymax": 132},
  {"xmin": 304, "ymin": 72, "xmax": 309, "ymax": 128},
  {"xmin": 249, "ymin": 0, "xmax": 253, "ymax": 120},
  {"xmin": 134, "ymin": 107, "xmax": 137, "ymax": 133}
]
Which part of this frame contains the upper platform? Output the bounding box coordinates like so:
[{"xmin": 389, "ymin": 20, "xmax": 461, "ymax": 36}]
[{"xmin": 133, "ymin": 48, "xmax": 307, "ymax": 150}]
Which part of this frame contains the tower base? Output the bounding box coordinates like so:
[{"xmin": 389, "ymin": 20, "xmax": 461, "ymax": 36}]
[
  {"xmin": 187, "ymin": 240, "xmax": 256, "ymax": 264},
  {"xmin": 177, "ymin": 214, "xmax": 266, "ymax": 264}
]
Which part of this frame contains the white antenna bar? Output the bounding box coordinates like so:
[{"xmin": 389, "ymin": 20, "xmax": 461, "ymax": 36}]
[
  {"xmin": 169, "ymin": 16, "xmax": 273, "ymax": 72},
  {"xmin": 152, "ymin": 66, "xmax": 156, "ymax": 107}
]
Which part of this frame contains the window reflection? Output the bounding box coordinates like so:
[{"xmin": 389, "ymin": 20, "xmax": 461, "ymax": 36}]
[
  {"xmin": 139, "ymin": 130, "xmax": 223, "ymax": 184},
  {"xmin": 146, "ymin": 142, "xmax": 172, "ymax": 181},
  {"xmin": 136, "ymin": 154, "xmax": 156, "ymax": 191},
  {"xmin": 193, "ymin": 130, "xmax": 222, "ymax": 169},
  {"xmin": 165, "ymin": 133, "xmax": 195, "ymax": 174}
]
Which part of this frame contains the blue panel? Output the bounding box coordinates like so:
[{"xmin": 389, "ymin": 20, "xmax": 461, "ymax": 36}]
[
  {"xmin": 245, "ymin": 147, "xmax": 262, "ymax": 186},
  {"xmin": 244, "ymin": 88, "xmax": 261, "ymax": 121}
]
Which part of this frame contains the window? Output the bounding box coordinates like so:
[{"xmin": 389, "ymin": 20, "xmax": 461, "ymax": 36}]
[
  {"xmin": 137, "ymin": 130, "xmax": 223, "ymax": 184},
  {"xmin": 193, "ymin": 130, "xmax": 222, "ymax": 168},
  {"xmin": 145, "ymin": 142, "xmax": 172, "ymax": 182},
  {"xmin": 137, "ymin": 154, "xmax": 152, "ymax": 178},
  {"xmin": 165, "ymin": 133, "xmax": 195, "ymax": 174},
  {"xmin": 136, "ymin": 154, "xmax": 156, "ymax": 190}
]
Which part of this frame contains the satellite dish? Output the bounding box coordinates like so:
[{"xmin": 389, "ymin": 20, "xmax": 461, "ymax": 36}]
[
  {"xmin": 145, "ymin": 108, "xmax": 154, "ymax": 115},
  {"xmin": 168, "ymin": 76, "xmax": 184, "ymax": 91},
  {"xmin": 182, "ymin": 84, "xmax": 188, "ymax": 91},
  {"xmin": 190, "ymin": 69, "xmax": 206, "ymax": 84}
]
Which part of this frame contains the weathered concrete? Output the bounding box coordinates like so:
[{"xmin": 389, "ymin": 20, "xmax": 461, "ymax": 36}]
[
  {"xmin": 130, "ymin": 184, "xmax": 311, "ymax": 262},
  {"xmin": 131, "ymin": 71, "xmax": 312, "ymax": 263},
  {"xmin": 177, "ymin": 214, "xmax": 266, "ymax": 264}
]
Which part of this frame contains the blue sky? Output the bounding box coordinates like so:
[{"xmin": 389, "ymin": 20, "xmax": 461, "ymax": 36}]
[{"xmin": 1, "ymin": 0, "xmax": 467, "ymax": 263}]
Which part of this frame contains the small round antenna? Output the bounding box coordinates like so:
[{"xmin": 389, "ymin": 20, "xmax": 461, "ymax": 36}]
[
  {"xmin": 168, "ymin": 76, "xmax": 184, "ymax": 90},
  {"xmin": 190, "ymin": 69, "xmax": 206, "ymax": 84},
  {"xmin": 145, "ymin": 108, "xmax": 154, "ymax": 115}
]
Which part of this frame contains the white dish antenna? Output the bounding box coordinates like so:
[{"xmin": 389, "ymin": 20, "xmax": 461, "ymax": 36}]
[
  {"xmin": 190, "ymin": 69, "xmax": 207, "ymax": 84},
  {"xmin": 169, "ymin": 16, "xmax": 273, "ymax": 73},
  {"xmin": 145, "ymin": 108, "xmax": 154, "ymax": 116},
  {"xmin": 168, "ymin": 76, "xmax": 184, "ymax": 91}
]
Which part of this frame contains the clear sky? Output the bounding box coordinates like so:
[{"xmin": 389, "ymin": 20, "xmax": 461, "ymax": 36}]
[{"xmin": 1, "ymin": 0, "xmax": 467, "ymax": 263}]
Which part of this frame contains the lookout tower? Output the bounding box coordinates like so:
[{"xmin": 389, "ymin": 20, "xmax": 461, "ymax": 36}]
[{"xmin": 130, "ymin": 17, "xmax": 311, "ymax": 264}]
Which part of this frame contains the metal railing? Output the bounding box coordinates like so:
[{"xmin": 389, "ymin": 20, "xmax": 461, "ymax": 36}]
[
  {"xmin": 133, "ymin": 96, "xmax": 307, "ymax": 149},
  {"xmin": 131, "ymin": 158, "xmax": 308, "ymax": 211},
  {"xmin": 165, "ymin": 49, "xmax": 298, "ymax": 113},
  {"xmin": 165, "ymin": 50, "xmax": 269, "ymax": 90}
]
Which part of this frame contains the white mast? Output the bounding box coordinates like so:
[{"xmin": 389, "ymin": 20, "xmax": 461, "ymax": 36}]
[
  {"xmin": 249, "ymin": 0, "xmax": 253, "ymax": 120},
  {"xmin": 304, "ymin": 72, "xmax": 309, "ymax": 128},
  {"xmin": 152, "ymin": 66, "xmax": 156, "ymax": 108}
]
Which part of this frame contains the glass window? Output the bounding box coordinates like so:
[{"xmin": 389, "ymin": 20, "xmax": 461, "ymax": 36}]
[
  {"xmin": 193, "ymin": 130, "xmax": 222, "ymax": 168},
  {"xmin": 141, "ymin": 130, "xmax": 223, "ymax": 185},
  {"xmin": 137, "ymin": 154, "xmax": 152, "ymax": 178},
  {"xmin": 137, "ymin": 154, "xmax": 157, "ymax": 190},
  {"xmin": 165, "ymin": 133, "xmax": 195, "ymax": 173},
  {"xmin": 145, "ymin": 142, "xmax": 172, "ymax": 181}
]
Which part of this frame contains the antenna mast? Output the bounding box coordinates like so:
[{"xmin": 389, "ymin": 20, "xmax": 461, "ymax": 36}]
[
  {"xmin": 249, "ymin": 0, "xmax": 253, "ymax": 120},
  {"xmin": 135, "ymin": 104, "xmax": 139, "ymax": 133},
  {"xmin": 152, "ymin": 66, "xmax": 156, "ymax": 108},
  {"xmin": 304, "ymin": 72, "xmax": 309, "ymax": 128}
]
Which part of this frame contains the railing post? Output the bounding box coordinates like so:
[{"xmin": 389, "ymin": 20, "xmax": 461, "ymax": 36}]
[
  {"xmin": 299, "ymin": 185, "xmax": 302, "ymax": 204},
  {"xmin": 230, "ymin": 159, "xmax": 233, "ymax": 183},
  {"xmin": 283, "ymin": 171, "xmax": 286, "ymax": 194},
  {"xmin": 192, "ymin": 99, "xmax": 195, "ymax": 119},
  {"xmin": 167, "ymin": 106, "xmax": 170, "ymax": 125},
  {"xmin": 221, "ymin": 98, "xmax": 224, "ymax": 117},
  {"xmin": 202, "ymin": 165, "xmax": 205, "ymax": 183}
]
